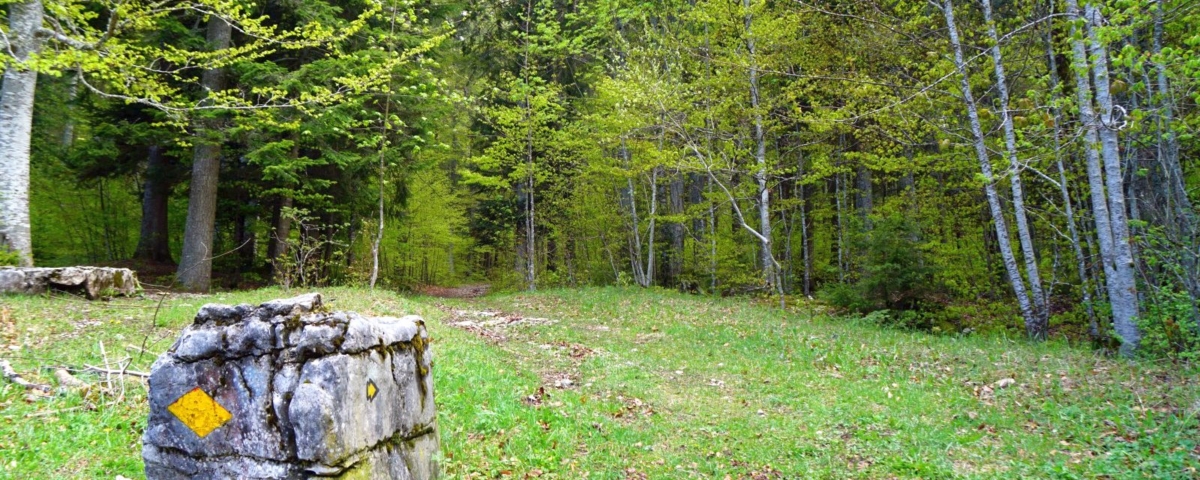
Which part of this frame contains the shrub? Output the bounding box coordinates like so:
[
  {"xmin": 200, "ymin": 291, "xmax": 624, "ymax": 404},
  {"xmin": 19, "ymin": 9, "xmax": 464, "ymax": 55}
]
[
  {"xmin": 0, "ymin": 247, "xmax": 20, "ymax": 267},
  {"xmin": 819, "ymin": 281, "xmax": 873, "ymax": 313},
  {"xmin": 819, "ymin": 214, "xmax": 946, "ymax": 330},
  {"xmin": 1138, "ymin": 284, "xmax": 1200, "ymax": 360}
]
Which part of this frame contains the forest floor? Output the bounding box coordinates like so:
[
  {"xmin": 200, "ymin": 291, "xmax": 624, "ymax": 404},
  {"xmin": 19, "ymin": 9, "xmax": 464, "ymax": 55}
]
[{"xmin": 0, "ymin": 287, "xmax": 1198, "ymax": 479}]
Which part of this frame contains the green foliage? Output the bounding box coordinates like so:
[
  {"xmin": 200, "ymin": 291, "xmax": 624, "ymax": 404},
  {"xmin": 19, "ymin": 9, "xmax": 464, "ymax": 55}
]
[
  {"xmin": 821, "ymin": 214, "xmax": 943, "ymax": 330},
  {"xmin": 0, "ymin": 246, "xmax": 20, "ymax": 266},
  {"xmin": 272, "ymin": 208, "xmax": 347, "ymax": 289},
  {"xmin": 1138, "ymin": 285, "xmax": 1200, "ymax": 361},
  {"xmin": 856, "ymin": 215, "xmax": 941, "ymax": 311}
]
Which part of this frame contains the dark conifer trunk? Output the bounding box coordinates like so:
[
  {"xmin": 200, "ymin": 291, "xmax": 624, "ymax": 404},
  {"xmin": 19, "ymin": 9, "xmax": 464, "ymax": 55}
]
[
  {"xmin": 176, "ymin": 17, "xmax": 232, "ymax": 291},
  {"xmin": 134, "ymin": 146, "xmax": 174, "ymax": 264}
]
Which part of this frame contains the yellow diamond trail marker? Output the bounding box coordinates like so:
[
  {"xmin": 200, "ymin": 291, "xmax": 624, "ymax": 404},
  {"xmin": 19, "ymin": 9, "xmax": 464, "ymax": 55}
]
[
  {"xmin": 367, "ymin": 379, "xmax": 378, "ymax": 401},
  {"xmin": 167, "ymin": 387, "xmax": 232, "ymax": 438}
]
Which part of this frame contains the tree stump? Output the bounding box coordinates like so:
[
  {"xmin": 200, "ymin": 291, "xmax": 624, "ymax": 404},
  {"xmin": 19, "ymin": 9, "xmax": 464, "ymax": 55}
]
[
  {"xmin": 0, "ymin": 267, "xmax": 139, "ymax": 299},
  {"xmin": 142, "ymin": 293, "xmax": 440, "ymax": 479}
]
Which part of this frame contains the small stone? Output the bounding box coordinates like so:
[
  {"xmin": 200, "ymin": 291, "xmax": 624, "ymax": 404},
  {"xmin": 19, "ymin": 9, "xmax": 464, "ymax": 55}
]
[{"xmin": 994, "ymin": 378, "xmax": 1016, "ymax": 389}]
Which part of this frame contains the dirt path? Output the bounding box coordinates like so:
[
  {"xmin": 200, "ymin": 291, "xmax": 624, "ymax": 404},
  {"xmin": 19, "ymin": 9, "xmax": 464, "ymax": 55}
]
[{"xmin": 413, "ymin": 284, "xmax": 490, "ymax": 298}]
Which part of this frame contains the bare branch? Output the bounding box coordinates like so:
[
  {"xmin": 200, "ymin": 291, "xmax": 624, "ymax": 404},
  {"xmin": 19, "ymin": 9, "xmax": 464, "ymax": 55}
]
[{"xmin": 35, "ymin": 28, "xmax": 94, "ymax": 50}]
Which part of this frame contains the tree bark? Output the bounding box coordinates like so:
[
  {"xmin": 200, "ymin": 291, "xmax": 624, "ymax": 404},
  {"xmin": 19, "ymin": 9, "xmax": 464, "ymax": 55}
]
[
  {"xmin": 176, "ymin": 17, "xmax": 232, "ymax": 291},
  {"xmin": 270, "ymin": 195, "xmax": 293, "ymax": 277},
  {"xmin": 798, "ymin": 148, "xmax": 812, "ymax": 296},
  {"xmin": 0, "ymin": 0, "xmax": 44, "ymax": 266},
  {"xmin": 1044, "ymin": 25, "xmax": 1098, "ymax": 337},
  {"xmin": 667, "ymin": 172, "xmax": 684, "ymax": 287},
  {"xmin": 1083, "ymin": 4, "xmax": 1140, "ymax": 354},
  {"xmin": 1151, "ymin": 0, "xmax": 1193, "ymax": 232},
  {"xmin": 856, "ymin": 164, "xmax": 872, "ymax": 228},
  {"xmin": 744, "ymin": 0, "xmax": 775, "ymax": 288},
  {"xmin": 982, "ymin": 0, "xmax": 1048, "ymax": 338},
  {"xmin": 941, "ymin": 0, "xmax": 1036, "ymax": 327},
  {"xmin": 134, "ymin": 146, "xmax": 174, "ymax": 264}
]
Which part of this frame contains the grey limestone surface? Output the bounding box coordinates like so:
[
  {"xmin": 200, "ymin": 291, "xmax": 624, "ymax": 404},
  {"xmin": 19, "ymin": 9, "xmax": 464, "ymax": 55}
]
[
  {"xmin": 142, "ymin": 293, "xmax": 439, "ymax": 479},
  {"xmin": 0, "ymin": 266, "xmax": 138, "ymax": 299}
]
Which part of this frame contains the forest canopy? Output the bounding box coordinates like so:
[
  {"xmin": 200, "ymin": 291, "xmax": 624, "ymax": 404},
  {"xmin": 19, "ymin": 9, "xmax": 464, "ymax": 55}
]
[{"xmin": 2, "ymin": 0, "xmax": 1199, "ymax": 358}]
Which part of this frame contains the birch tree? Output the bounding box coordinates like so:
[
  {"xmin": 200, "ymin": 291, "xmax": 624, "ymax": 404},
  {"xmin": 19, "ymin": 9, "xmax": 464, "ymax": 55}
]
[
  {"xmin": 980, "ymin": 0, "xmax": 1049, "ymax": 337},
  {"xmin": 938, "ymin": 0, "xmax": 1038, "ymax": 333},
  {"xmin": 1060, "ymin": 0, "xmax": 1140, "ymax": 354}
]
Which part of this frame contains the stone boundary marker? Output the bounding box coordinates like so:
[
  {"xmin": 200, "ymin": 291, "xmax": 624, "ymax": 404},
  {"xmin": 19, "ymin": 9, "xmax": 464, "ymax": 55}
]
[
  {"xmin": 142, "ymin": 293, "xmax": 439, "ymax": 479},
  {"xmin": 0, "ymin": 266, "xmax": 138, "ymax": 299}
]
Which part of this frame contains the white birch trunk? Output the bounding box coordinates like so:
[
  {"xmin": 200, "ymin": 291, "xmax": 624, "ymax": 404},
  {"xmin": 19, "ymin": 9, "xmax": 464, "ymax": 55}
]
[
  {"xmin": 1044, "ymin": 27, "xmax": 1099, "ymax": 335},
  {"xmin": 0, "ymin": 0, "xmax": 43, "ymax": 267},
  {"xmin": 645, "ymin": 166, "xmax": 658, "ymax": 287},
  {"xmin": 941, "ymin": 0, "xmax": 1036, "ymax": 325},
  {"xmin": 1084, "ymin": 4, "xmax": 1140, "ymax": 354},
  {"xmin": 744, "ymin": 0, "xmax": 775, "ymax": 287},
  {"xmin": 982, "ymin": 0, "xmax": 1048, "ymax": 337}
]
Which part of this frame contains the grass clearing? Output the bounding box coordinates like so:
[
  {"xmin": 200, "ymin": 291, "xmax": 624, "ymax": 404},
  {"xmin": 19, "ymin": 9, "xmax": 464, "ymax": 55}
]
[{"xmin": 1, "ymin": 287, "xmax": 1197, "ymax": 478}]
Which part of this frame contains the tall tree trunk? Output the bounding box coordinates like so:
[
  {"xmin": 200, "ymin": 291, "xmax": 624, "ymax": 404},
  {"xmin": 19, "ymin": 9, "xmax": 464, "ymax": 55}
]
[
  {"xmin": 982, "ymin": 0, "xmax": 1049, "ymax": 338},
  {"xmin": 856, "ymin": 164, "xmax": 872, "ymax": 228},
  {"xmin": 521, "ymin": 0, "xmax": 536, "ymax": 292},
  {"xmin": 0, "ymin": 0, "xmax": 44, "ymax": 266},
  {"xmin": 1151, "ymin": 0, "xmax": 1193, "ymax": 232},
  {"xmin": 270, "ymin": 195, "xmax": 293, "ymax": 277},
  {"xmin": 798, "ymin": 148, "xmax": 812, "ymax": 296},
  {"xmin": 708, "ymin": 176, "xmax": 718, "ymax": 293},
  {"xmin": 1044, "ymin": 24, "xmax": 1098, "ymax": 336},
  {"xmin": 1083, "ymin": 4, "xmax": 1140, "ymax": 354},
  {"xmin": 134, "ymin": 146, "xmax": 174, "ymax": 263},
  {"xmin": 621, "ymin": 143, "xmax": 642, "ymax": 284},
  {"xmin": 744, "ymin": 0, "xmax": 774, "ymax": 288},
  {"xmin": 668, "ymin": 172, "xmax": 684, "ymax": 287},
  {"xmin": 941, "ymin": 0, "xmax": 1036, "ymax": 327},
  {"xmin": 834, "ymin": 172, "xmax": 846, "ymax": 283},
  {"xmin": 61, "ymin": 69, "xmax": 79, "ymax": 148},
  {"xmin": 646, "ymin": 167, "xmax": 658, "ymax": 287},
  {"xmin": 1063, "ymin": 0, "xmax": 1134, "ymax": 354},
  {"xmin": 176, "ymin": 17, "xmax": 232, "ymax": 291},
  {"xmin": 369, "ymin": 134, "xmax": 386, "ymax": 290}
]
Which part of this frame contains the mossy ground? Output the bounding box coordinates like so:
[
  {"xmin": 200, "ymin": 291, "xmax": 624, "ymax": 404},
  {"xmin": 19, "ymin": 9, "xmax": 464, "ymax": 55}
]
[{"xmin": 1, "ymin": 287, "xmax": 1197, "ymax": 478}]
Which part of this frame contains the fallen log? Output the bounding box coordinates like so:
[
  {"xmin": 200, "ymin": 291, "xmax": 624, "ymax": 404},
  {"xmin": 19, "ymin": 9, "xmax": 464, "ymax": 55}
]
[
  {"xmin": 0, "ymin": 267, "xmax": 139, "ymax": 299},
  {"xmin": 54, "ymin": 368, "xmax": 88, "ymax": 389},
  {"xmin": 0, "ymin": 359, "xmax": 51, "ymax": 392}
]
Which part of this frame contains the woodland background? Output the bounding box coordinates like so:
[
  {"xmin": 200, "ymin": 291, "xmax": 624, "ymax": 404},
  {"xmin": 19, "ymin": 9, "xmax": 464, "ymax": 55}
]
[{"xmin": 2, "ymin": 0, "xmax": 1199, "ymax": 358}]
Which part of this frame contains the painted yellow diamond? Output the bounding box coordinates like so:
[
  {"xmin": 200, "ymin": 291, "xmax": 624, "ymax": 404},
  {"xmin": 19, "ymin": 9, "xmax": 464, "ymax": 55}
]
[
  {"xmin": 366, "ymin": 380, "xmax": 378, "ymax": 401},
  {"xmin": 167, "ymin": 387, "xmax": 232, "ymax": 438}
]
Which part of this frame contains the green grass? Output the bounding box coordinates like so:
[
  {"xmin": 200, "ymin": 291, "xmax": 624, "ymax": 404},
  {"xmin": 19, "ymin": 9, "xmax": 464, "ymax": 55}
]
[{"xmin": 1, "ymin": 287, "xmax": 1197, "ymax": 478}]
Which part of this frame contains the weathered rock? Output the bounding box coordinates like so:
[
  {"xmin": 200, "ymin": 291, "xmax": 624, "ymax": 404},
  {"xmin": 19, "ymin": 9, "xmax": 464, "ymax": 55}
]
[
  {"xmin": 0, "ymin": 266, "xmax": 138, "ymax": 299},
  {"xmin": 142, "ymin": 293, "xmax": 439, "ymax": 480}
]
